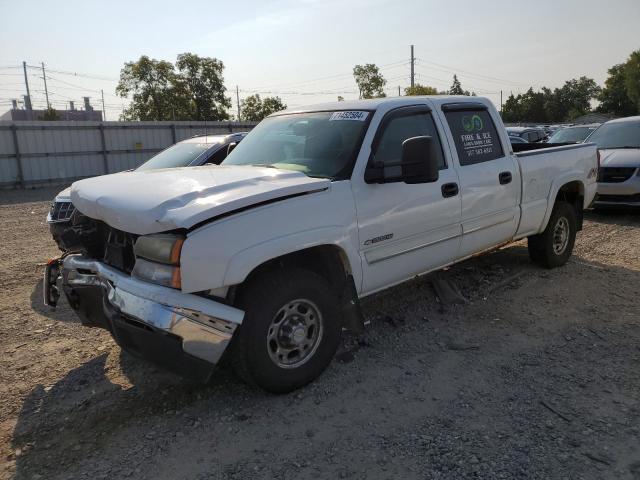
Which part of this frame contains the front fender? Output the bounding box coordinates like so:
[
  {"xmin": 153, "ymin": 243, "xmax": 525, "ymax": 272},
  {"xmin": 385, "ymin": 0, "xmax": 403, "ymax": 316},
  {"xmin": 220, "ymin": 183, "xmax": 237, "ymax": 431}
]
[{"xmin": 223, "ymin": 227, "xmax": 361, "ymax": 288}]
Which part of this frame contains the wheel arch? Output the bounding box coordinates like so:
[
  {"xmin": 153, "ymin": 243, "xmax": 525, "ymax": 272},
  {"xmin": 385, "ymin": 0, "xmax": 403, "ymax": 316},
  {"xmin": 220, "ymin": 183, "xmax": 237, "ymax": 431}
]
[{"xmin": 541, "ymin": 178, "xmax": 585, "ymax": 232}]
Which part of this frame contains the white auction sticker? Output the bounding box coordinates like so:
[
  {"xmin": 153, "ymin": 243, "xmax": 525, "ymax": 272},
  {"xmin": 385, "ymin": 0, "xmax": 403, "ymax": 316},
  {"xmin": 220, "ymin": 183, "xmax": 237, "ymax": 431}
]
[{"xmin": 329, "ymin": 111, "xmax": 368, "ymax": 121}]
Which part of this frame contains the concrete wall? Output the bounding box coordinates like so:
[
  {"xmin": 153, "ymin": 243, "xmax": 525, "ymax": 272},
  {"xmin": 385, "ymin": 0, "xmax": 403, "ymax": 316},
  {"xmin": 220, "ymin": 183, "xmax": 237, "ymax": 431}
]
[{"xmin": 0, "ymin": 121, "xmax": 257, "ymax": 188}]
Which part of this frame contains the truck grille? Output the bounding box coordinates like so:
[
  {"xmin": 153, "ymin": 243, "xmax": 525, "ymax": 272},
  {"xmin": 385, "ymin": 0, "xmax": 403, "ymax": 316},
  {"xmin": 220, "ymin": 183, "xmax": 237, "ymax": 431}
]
[
  {"xmin": 598, "ymin": 167, "xmax": 637, "ymax": 183},
  {"xmin": 49, "ymin": 201, "xmax": 76, "ymax": 222},
  {"xmin": 67, "ymin": 213, "xmax": 138, "ymax": 274}
]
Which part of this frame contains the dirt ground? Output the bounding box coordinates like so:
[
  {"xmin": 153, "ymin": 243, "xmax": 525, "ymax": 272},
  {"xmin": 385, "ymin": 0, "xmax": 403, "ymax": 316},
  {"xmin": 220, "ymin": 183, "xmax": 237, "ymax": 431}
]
[{"xmin": 0, "ymin": 187, "xmax": 639, "ymax": 480}]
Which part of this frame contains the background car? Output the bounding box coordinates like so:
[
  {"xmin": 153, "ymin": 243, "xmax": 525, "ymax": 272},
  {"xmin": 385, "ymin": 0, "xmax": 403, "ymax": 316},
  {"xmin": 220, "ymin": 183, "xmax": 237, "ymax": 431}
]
[
  {"xmin": 506, "ymin": 127, "xmax": 547, "ymax": 143},
  {"xmin": 509, "ymin": 136, "xmax": 528, "ymax": 145},
  {"xmin": 547, "ymin": 124, "xmax": 600, "ymax": 144},
  {"xmin": 47, "ymin": 132, "xmax": 247, "ymax": 250},
  {"xmin": 585, "ymin": 117, "xmax": 640, "ymax": 207}
]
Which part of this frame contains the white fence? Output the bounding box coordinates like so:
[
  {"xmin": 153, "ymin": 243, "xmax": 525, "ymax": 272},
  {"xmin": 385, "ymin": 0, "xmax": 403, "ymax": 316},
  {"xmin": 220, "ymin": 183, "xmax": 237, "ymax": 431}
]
[{"xmin": 0, "ymin": 120, "xmax": 258, "ymax": 188}]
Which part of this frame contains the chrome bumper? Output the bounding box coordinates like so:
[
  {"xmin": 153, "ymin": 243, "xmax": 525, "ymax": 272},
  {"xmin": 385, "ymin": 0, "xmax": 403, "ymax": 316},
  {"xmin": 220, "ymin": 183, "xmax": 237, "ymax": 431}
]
[{"xmin": 56, "ymin": 255, "xmax": 244, "ymax": 366}]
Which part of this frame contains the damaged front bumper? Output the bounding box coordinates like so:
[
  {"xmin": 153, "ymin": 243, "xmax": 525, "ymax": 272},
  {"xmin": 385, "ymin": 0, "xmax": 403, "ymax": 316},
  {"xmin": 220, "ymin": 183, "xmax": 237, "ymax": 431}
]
[{"xmin": 44, "ymin": 254, "xmax": 244, "ymax": 382}]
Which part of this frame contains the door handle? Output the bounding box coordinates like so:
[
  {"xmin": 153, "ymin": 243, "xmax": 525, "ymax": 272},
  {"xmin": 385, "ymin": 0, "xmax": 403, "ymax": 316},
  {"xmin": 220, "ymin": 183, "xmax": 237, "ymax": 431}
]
[
  {"xmin": 441, "ymin": 182, "xmax": 459, "ymax": 198},
  {"xmin": 499, "ymin": 171, "xmax": 512, "ymax": 185}
]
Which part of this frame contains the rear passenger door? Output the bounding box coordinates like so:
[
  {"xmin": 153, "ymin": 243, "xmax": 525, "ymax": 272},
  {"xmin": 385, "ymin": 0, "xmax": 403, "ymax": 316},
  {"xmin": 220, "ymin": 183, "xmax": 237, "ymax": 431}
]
[{"xmin": 441, "ymin": 103, "xmax": 520, "ymax": 258}]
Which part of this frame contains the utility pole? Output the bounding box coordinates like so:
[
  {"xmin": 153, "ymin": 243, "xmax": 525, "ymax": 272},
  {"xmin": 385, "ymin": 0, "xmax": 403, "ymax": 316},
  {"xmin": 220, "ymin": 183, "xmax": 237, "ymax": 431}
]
[
  {"xmin": 500, "ymin": 90, "xmax": 503, "ymax": 114},
  {"xmin": 41, "ymin": 62, "xmax": 50, "ymax": 109},
  {"xmin": 398, "ymin": 86, "xmax": 401, "ymax": 96},
  {"xmin": 236, "ymin": 85, "xmax": 241, "ymax": 121},
  {"xmin": 410, "ymin": 45, "xmax": 415, "ymax": 88},
  {"xmin": 101, "ymin": 89, "xmax": 106, "ymax": 121},
  {"xmin": 22, "ymin": 61, "xmax": 32, "ymax": 117}
]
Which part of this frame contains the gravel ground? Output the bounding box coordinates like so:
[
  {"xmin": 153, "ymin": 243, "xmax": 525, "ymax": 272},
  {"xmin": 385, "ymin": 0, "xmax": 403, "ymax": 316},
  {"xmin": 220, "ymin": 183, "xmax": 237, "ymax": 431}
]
[{"xmin": 0, "ymin": 187, "xmax": 639, "ymax": 480}]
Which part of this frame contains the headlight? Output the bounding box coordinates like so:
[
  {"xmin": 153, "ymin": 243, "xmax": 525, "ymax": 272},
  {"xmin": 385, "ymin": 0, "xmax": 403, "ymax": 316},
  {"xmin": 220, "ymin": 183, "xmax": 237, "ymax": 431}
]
[
  {"xmin": 132, "ymin": 258, "xmax": 181, "ymax": 289},
  {"xmin": 134, "ymin": 234, "xmax": 184, "ymax": 265},
  {"xmin": 132, "ymin": 234, "xmax": 184, "ymax": 289}
]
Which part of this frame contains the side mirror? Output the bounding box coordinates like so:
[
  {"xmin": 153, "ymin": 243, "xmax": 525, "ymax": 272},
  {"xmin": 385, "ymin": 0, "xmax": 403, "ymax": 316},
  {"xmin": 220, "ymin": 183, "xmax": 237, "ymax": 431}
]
[
  {"xmin": 400, "ymin": 136, "xmax": 439, "ymax": 184},
  {"xmin": 365, "ymin": 136, "xmax": 439, "ymax": 184}
]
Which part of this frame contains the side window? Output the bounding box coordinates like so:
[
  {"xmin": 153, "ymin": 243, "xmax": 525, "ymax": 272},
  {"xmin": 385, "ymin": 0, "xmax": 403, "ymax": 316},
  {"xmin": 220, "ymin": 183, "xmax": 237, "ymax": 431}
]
[
  {"xmin": 444, "ymin": 108, "xmax": 505, "ymax": 166},
  {"xmin": 372, "ymin": 112, "xmax": 446, "ymax": 175}
]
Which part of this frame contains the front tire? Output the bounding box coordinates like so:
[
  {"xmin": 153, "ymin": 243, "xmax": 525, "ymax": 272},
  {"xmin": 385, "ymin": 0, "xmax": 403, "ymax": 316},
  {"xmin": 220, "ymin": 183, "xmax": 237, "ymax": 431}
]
[
  {"xmin": 528, "ymin": 201, "xmax": 577, "ymax": 269},
  {"xmin": 232, "ymin": 268, "xmax": 342, "ymax": 393}
]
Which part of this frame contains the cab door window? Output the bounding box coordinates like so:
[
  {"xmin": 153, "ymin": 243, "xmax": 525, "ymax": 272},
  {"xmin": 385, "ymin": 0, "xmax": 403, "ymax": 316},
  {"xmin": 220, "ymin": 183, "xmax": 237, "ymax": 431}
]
[{"xmin": 371, "ymin": 111, "xmax": 446, "ymax": 177}]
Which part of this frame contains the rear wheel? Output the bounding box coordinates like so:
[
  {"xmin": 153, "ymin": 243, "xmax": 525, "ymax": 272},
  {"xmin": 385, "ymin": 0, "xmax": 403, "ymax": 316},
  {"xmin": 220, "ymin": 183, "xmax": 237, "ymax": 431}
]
[
  {"xmin": 232, "ymin": 267, "xmax": 342, "ymax": 393},
  {"xmin": 528, "ymin": 201, "xmax": 577, "ymax": 269}
]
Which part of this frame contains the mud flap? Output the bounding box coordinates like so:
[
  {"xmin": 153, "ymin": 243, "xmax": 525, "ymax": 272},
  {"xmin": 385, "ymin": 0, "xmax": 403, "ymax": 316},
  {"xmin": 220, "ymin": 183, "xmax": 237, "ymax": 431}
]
[{"xmin": 341, "ymin": 274, "xmax": 364, "ymax": 334}]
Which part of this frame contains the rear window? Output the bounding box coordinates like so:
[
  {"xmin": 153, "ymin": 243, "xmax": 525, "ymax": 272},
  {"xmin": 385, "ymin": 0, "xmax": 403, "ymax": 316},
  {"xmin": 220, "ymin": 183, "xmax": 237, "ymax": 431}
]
[{"xmin": 444, "ymin": 109, "xmax": 504, "ymax": 165}]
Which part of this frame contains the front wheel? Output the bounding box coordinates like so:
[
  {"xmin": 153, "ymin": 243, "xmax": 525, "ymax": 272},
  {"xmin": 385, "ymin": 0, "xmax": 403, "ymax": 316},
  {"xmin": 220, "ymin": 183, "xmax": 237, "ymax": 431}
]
[
  {"xmin": 231, "ymin": 267, "xmax": 342, "ymax": 393},
  {"xmin": 528, "ymin": 201, "xmax": 577, "ymax": 269}
]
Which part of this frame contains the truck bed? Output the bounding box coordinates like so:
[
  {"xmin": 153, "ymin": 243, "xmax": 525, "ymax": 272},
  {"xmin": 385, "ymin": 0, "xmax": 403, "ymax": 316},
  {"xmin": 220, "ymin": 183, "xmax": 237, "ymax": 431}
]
[{"xmin": 513, "ymin": 142, "xmax": 598, "ymax": 238}]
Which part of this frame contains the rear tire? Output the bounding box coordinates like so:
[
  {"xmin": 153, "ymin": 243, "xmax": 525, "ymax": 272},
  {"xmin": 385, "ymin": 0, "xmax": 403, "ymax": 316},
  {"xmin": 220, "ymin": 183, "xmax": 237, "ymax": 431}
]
[
  {"xmin": 232, "ymin": 267, "xmax": 342, "ymax": 393},
  {"xmin": 528, "ymin": 201, "xmax": 577, "ymax": 269}
]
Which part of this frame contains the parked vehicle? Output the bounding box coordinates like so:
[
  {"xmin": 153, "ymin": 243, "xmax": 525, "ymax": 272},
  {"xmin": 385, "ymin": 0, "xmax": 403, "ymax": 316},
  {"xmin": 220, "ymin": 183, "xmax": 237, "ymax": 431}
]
[
  {"xmin": 509, "ymin": 136, "xmax": 528, "ymax": 145},
  {"xmin": 586, "ymin": 116, "xmax": 640, "ymax": 206},
  {"xmin": 506, "ymin": 127, "xmax": 547, "ymax": 143},
  {"xmin": 547, "ymin": 124, "xmax": 599, "ymax": 144},
  {"xmin": 44, "ymin": 96, "xmax": 598, "ymax": 392},
  {"xmin": 47, "ymin": 133, "xmax": 246, "ymax": 251}
]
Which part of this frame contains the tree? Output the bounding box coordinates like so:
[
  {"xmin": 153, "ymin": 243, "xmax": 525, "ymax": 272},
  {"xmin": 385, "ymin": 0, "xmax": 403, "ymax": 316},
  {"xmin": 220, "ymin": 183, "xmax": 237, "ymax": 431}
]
[
  {"xmin": 116, "ymin": 56, "xmax": 184, "ymax": 121},
  {"xmin": 116, "ymin": 53, "xmax": 231, "ymax": 121},
  {"xmin": 598, "ymin": 63, "xmax": 637, "ymax": 116},
  {"xmin": 623, "ymin": 50, "xmax": 640, "ymax": 111},
  {"xmin": 557, "ymin": 76, "xmax": 600, "ymax": 120},
  {"xmin": 175, "ymin": 53, "xmax": 231, "ymax": 120},
  {"xmin": 39, "ymin": 106, "xmax": 59, "ymax": 120},
  {"xmin": 353, "ymin": 64, "xmax": 386, "ymax": 99},
  {"xmin": 240, "ymin": 94, "xmax": 286, "ymax": 121},
  {"xmin": 404, "ymin": 84, "xmax": 438, "ymax": 96}
]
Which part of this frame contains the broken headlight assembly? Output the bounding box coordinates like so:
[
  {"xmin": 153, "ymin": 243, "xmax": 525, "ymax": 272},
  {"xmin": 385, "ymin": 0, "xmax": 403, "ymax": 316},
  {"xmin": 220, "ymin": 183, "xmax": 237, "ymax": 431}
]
[{"xmin": 132, "ymin": 234, "xmax": 184, "ymax": 289}]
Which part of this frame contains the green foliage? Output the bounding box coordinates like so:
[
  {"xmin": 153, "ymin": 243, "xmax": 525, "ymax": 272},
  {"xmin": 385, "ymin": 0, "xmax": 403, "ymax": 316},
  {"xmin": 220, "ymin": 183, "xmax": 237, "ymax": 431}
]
[
  {"xmin": 623, "ymin": 50, "xmax": 640, "ymax": 111},
  {"xmin": 175, "ymin": 53, "xmax": 231, "ymax": 120},
  {"xmin": 449, "ymin": 74, "xmax": 465, "ymax": 95},
  {"xmin": 404, "ymin": 84, "xmax": 438, "ymax": 96},
  {"xmin": 598, "ymin": 63, "xmax": 637, "ymax": 116},
  {"xmin": 39, "ymin": 106, "xmax": 59, "ymax": 121},
  {"xmin": 116, "ymin": 54, "xmax": 231, "ymax": 121},
  {"xmin": 502, "ymin": 77, "xmax": 600, "ymax": 122},
  {"xmin": 353, "ymin": 64, "xmax": 386, "ymax": 99},
  {"xmin": 448, "ymin": 75, "xmax": 473, "ymax": 96},
  {"xmin": 240, "ymin": 94, "xmax": 287, "ymax": 121}
]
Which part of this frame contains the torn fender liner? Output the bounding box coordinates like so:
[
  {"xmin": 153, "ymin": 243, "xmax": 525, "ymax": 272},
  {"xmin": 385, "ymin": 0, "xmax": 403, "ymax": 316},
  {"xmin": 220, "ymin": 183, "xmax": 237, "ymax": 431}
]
[{"xmin": 70, "ymin": 165, "xmax": 330, "ymax": 235}]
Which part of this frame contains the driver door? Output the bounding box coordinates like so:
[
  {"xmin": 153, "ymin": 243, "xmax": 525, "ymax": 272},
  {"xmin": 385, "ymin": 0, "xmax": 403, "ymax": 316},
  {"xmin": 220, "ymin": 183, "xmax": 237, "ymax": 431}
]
[{"xmin": 351, "ymin": 107, "xmax": 462, "ymax": 295}]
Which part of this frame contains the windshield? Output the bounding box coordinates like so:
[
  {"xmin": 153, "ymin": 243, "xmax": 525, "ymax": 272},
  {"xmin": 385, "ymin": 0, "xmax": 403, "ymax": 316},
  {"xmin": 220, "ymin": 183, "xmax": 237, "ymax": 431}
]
[
  {"xmin": 222, "ymin": 110, "xmax": 371, "ymax": 179},
  {"xmin": 586, "ymin": 121, "xmax": 640, "ymax": 149},
  {"xmin": 136, "ymin": 142, "xmax": 215, "ymax": 171},
  {"xmin": 548, "ymin": 127, "xmax": 596, "ymax": 144}
]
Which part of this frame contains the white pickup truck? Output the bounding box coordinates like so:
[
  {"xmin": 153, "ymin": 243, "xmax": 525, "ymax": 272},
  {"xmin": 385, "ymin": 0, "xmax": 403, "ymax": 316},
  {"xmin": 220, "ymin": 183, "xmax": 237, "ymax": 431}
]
[{"xmin": 44, "ymin": 96, "xmax": 598, "ymax": 392}]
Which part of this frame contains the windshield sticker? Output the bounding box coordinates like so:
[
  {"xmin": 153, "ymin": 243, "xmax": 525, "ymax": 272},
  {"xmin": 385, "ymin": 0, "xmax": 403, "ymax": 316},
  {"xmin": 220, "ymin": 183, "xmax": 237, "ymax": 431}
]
[{"xmin": 329, "ymin": 111, "xmax": 368, "ymax": 121}]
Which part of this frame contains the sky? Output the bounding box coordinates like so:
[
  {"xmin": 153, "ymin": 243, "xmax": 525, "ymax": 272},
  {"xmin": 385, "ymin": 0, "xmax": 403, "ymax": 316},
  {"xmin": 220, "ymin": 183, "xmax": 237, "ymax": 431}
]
[{"xmin": 0, "ymin": 0, "xmax": 638, "ymax": 120}]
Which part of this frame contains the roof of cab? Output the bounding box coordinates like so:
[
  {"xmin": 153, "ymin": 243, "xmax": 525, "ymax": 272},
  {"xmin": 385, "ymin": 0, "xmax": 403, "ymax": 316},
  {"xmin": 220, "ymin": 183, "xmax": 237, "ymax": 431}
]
[{"xmin": 272, "ymin": 95, "xmax": 493, "ymax": 116}]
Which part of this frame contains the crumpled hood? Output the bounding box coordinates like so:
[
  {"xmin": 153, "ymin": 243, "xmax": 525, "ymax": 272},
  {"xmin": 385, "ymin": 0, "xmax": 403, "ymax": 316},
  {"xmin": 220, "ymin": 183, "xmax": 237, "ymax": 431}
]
[
  {"xmin": 70, "ymin": 165, "xmax": 330, "ymax": 234},
  {"xmin": 599, "ymin": 148, "xmax": 640, "ymax": 168}
]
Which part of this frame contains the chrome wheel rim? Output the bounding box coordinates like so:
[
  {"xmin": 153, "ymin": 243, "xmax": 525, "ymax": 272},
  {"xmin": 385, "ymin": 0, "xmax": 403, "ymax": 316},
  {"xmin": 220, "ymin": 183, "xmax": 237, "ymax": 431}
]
[
  {"xmin": 552, "ymin": 217, "xmax": 570, "ymax": 255},
  {"xmin": 267, "ymin": 299, "xmax": 323, "ymax": 369}
]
